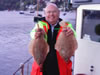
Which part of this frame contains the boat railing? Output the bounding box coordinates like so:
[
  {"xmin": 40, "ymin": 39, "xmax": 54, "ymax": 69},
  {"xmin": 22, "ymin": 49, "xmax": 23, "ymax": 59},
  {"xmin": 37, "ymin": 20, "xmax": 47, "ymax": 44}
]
[{"xmin": 13, "ymin": 56, "xmax": 33, "ymax": 75}]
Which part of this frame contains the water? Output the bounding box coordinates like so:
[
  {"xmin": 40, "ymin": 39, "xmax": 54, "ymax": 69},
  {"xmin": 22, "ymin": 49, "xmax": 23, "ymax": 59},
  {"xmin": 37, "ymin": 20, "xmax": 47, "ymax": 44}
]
[
  {"xmin": 0, "ymin": 10, "xmax": 76, "ymax": 75},
  {"xmin": 0, "ymin": 11, "xmax": 34, "ymax": 75}
]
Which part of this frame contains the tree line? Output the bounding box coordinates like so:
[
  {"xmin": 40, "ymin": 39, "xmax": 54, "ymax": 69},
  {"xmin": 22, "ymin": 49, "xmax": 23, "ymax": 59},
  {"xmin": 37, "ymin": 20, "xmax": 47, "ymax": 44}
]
[{"xmin": 0, "ymin": 0, "xmax": 37, "ymax": 10}]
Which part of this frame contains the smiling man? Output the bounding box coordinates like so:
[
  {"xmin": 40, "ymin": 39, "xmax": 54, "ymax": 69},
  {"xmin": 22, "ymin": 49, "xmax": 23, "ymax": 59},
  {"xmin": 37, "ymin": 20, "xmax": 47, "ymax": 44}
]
[
  {"xmin": 44, "ymin": 3, "xmax": 60, "ymax": 25},
  {"xmin": 29, "ymin": 3, "xmax": 77, "ymax": 75}
]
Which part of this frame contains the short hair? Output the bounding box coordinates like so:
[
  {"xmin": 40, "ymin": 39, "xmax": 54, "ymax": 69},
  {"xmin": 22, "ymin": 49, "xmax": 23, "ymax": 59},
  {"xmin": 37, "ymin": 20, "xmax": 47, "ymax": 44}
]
[{"xmin": 44, "ymin": 3, "xmax": 59, "ymax": 11}]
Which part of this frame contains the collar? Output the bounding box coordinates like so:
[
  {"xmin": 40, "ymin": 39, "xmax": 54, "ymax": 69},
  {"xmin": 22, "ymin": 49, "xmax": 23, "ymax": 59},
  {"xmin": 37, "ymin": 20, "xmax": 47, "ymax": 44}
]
[{"xmin": 50, "ymin": 21, "xmax": 59, "ymax": 27}]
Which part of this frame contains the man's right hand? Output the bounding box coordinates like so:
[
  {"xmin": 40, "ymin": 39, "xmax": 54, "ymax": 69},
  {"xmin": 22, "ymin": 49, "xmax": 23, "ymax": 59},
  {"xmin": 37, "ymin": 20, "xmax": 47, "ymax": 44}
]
[{"xmin": 35, "ymin": 28, "xmax": 45, "ymax": 39}]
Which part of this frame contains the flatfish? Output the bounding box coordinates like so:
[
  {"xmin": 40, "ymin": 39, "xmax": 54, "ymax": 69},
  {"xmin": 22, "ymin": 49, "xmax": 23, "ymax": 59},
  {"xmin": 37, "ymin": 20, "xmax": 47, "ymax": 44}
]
[
  {"xmin": 55, "ymin": 21, "xmax": 77, "ymax": 61},
  {"xmin": 29, "ymin": 33, "xmax": 49, "ymax": 65}
]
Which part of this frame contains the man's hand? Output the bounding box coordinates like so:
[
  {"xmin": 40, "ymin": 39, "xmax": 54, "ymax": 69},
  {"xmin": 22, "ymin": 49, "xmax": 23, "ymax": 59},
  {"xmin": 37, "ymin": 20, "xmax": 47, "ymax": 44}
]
[
  {"xmin": 62, "ymin": 27, "xmax": 73, "ymax": 37},
  {"xmin": 35, "ymin": 28, "xmax": 45, "ymax": 39}
]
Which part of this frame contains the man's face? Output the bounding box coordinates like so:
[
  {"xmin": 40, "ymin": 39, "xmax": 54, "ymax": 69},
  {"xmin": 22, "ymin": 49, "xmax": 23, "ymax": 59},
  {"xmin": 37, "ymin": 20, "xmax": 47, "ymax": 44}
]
[{"xmin": 44, "ymin": 5, "xmax": 60, "ymax": 25}]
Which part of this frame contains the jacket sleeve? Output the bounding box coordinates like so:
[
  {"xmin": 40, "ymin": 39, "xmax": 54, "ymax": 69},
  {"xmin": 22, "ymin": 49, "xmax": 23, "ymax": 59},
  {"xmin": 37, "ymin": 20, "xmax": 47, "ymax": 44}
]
[
  {"xmin": 67, "ymin": 22, "xmax": 77, "ymax": 37},
  {"xmin": 30, "ymin": 21, "xmax": 47, "ymax": 40},
  {"xmin": 30, "ymin": 23, "xmax": 38, "ymax": 39}
]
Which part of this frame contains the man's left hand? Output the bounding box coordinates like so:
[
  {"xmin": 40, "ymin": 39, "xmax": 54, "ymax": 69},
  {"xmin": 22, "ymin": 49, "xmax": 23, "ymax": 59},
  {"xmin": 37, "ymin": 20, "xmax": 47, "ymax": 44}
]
[{"xmin": 62, "ymin": 27, "xmax": 73, "ymax": 36}]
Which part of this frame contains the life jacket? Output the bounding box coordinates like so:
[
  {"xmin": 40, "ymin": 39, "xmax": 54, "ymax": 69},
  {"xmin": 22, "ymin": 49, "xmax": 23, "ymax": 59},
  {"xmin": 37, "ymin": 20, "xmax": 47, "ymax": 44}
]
[
  {"xmin": 31, "ymin": 51, "xmax": 72, "ymax": 75},
  {"xmin": 30, "ymin": 20, "xmax": 75, "ymax": 75},
  {"xmin": 30, "ymin": 20, "xmax": 76, "ymax": 40}
]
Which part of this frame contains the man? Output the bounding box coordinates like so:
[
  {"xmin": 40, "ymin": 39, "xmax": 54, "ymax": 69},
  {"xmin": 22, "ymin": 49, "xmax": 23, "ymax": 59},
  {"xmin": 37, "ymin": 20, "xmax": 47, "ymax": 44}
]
[{"xmin": 29, "ymin": 3, "xmax": 77, "ymax": 75}]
